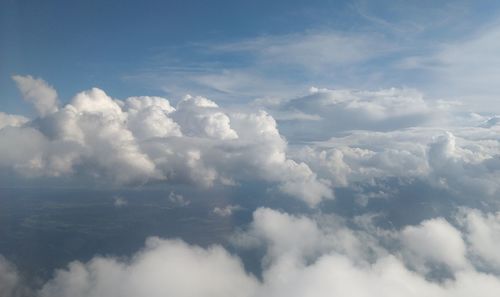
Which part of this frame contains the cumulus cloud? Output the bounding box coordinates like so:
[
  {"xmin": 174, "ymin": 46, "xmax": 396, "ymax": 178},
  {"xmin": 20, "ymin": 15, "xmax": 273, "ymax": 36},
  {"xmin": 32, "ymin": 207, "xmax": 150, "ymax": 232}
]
[
  {"xmin": 1, "ymin": 77, "xmax": 332, "ymax": 205},
  {"xmin": 4, "ymin": 207, "xmax": 500, "ymax": 297},
  {"xmin": 261, "ymin": 87, "xmax": 448, "ymax": 141},
  {"xmin": 38, "ymin": 238, "xmax": 258, "ymax": 297},
  {"xmin": 0, "ymin": 112, "xmax": 29, "ymax": 129},
  {"xmin": 458, "ymin": 209, "xmax": 500, "ymax": 271},
  {"xmin": 173, "ymin": 95, "xmax": 238, "ymax": 140},
  {"xmin": 125, "ymin": 96, "xmax": 182, "ymax": 139},
  {"xmin": 2, "ymin": 76, "xmax": 499, "ymax": 207},
  {"xmin": 290, "ymin": 123, "xmax": 500, "ymax": 205},
  {"xmin": 400, "ymin": 218, "xmax": 468, "ymax": 272},
  {"xmin": 12, "ymin": 75, "xmax": 59, "ymax": 117}
]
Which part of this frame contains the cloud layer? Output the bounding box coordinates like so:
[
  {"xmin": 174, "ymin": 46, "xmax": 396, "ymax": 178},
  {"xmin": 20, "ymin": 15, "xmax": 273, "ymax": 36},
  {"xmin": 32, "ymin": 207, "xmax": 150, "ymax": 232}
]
[
  {"xmin": 2, "ymin": 76, "xmax": 500, "ymax": 208},
  {"xmin": 1, "ymin": 74, "xmax": 500, "ymax": 295},
  {"xmin": 3, "ymin": 207, "xmax": 500, "ymax": 297}
]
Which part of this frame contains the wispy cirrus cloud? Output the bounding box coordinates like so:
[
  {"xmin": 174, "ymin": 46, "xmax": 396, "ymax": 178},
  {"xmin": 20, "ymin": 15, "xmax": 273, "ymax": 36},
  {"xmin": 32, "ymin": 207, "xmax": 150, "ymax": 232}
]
[
  {"xmin": 398, "ymin": 21, "xmax": 500, "ymax": 112},
  {"xmin": 125, "ymin": 30, "xmax": 398, "ymax": 103}
]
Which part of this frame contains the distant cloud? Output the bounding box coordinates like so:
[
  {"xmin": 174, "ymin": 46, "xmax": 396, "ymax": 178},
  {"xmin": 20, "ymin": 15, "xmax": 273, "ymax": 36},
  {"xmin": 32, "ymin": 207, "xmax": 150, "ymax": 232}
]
[
  {"xmin": 262, "ymin": 87, "xmax": 446, "ymax": 141},
  {"xmin": 129, "ymin": 30, "xmax": 398, "ymax": 103},
  {"xmin": 2, "ymin": 76, "xmax": 500, "ymax": 206},
  {"xmin": 290, "ymin": 125, "xmax": 500, "ymax": 203},
  {"xmin": 213, "ymin": 205, "xmax": 242, "ymax": 217},
  {"xmin": 113, "ymin": 196, "xmax": 128, "ymax": 207},
  {"xmin": 212, "ymin": 31, "xmax": 394, "ymax": 73},
  {"xmin": 168, "ymin": 192, "xmax": 190, "ymax": 207}
]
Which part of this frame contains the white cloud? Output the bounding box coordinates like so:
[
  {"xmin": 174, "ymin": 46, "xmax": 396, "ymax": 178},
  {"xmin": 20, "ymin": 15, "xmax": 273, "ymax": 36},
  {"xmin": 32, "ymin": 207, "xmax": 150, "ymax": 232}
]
[
  {"xmin": 0, "ymin": 256, "xmax": 26, "ymax": 297},
  {"xmin": 169, "ymin": 192, "xmax": 190, "ymax": 207},
  {"xmin": 4, "ymin": 208, "xmax": 500, "ymax": 297},
  {"xmin": 38, "ymin": 238, "xmax": 258, "ymax": 297},
  {"xmin": 173, "ymin": 95, "xmax": 238, "ymax": 140},
  {"xmin": 233, "ymin": 208, "xmax": 385, "ymax": 267},
  {"xmin": 113, "ymin": 196, "xmax": 128, "ymax": 207},
  {"xmin": 12, "ymin": 75, "xmax": 59, "ymax": 117},
  {"xmin": 213, "ymin": 31, "xmax": 394, "ymax": 73},
  {"xmin": 263, "ymin": 87, "xmax": 447, "ymax": 141},
  {"xmin": 125, "ymin": 96, "xmax": 182, "ymax": 139},
  {"xmin": 0, "ymin": 112, "xmax": 29, "ymax": 129},
  {"xmin": 128, "ymin": 30, "xmax": 398, "ymax": 103},
  {"xmin": 459, "ymin": 209, "xmax": 500, "ymax": 271},
  {"xmin": 3, "ymin": 76, "xmax": 500, "ymax": 207},
  {"xmin": 213, "ymin": 205, "xmax": 242, "ymax": 217},
  {"xmin": 291, "ymin": 125, "xmax": 500, "ymax": 202},
  {"xmin": 400, "ymin": 218, "xmax": 468, "ymax": 272},
  {"xmin": 0, "ymin": 125, "xmax": 49, "ymax": 177},
  {"xmin": 1, "ymin": 79, "xmax": 333, "ymax": 205}
]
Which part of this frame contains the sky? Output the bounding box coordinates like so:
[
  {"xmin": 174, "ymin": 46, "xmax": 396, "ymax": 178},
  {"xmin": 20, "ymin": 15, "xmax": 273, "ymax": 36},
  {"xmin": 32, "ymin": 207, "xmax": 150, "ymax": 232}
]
[
  {"xmin": 3, "ymin": 0, "xmax": 500, "ymax": 114},
  {"xmin": 1, "ymin": 1, "xmax": 500, "ymax": 297}
]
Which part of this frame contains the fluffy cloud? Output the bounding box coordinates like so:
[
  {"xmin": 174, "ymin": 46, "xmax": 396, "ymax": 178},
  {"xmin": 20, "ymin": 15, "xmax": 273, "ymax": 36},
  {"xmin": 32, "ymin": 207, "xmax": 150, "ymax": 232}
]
[
  {"xmin": 290, "ymin": 123, "xmax": 500, "ymax": 204},
  {"xmin": 12, "ymin": 75, "xmax": 59, "ymax": 116},
  {"xmin": 3, "ymin": 76, "xmax": 500, "ymax": 206},
  {"xmin": 249, "ymin": 208, "xmax": 500, "ymax": 297},
  {"xmin": 0, "ymin": 112, "xmax": 29, "ymax": 129},
  {"xmin": 173, "ymin": 95, "xmax": 238, "ymax": 140},
  {"xmin": 125, "ymin": 96, "xmax": 182, "ymax": 139},
  {"xmin": 38, "ymin": 238, "xmax": 258, "ymax": 297},
  {"xmin": 4, "ymin": 208, "xmax": 500, "ymax": 297},
  {"xmin": 0, "ymin": 256, "xmax": 30, "ymax": 297},
  {"xmin": 400, "ymin": 218, "xmax": 468, "ymax": 272},
  {"xmin": 213, "ymin": 205, "xmax": 242, "ymax": 217},
  {"xmin": 3, "ymin": 74, "xmax": 500, "ymax": 210},
  {"xmin": 459, "ymin": 209, "xmax": 500, "ymax": 271},
  {"xmin": 261, "ymin": 87, "xmax": 445, "ymax": 141},
  {"xmin": 0, "ymin": 77, "xmax": 332, "ymax": 205}
]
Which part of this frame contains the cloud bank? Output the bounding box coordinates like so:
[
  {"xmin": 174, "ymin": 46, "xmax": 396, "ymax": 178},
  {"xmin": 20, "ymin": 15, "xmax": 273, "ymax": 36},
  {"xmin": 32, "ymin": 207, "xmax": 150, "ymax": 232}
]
[
  {"xmin": 2, "ymin": 75, "xmax": 500, "ymax": 208},
  {"xmin": 1, "ymin": 75, "xmax": 332, "ymax": 205}
]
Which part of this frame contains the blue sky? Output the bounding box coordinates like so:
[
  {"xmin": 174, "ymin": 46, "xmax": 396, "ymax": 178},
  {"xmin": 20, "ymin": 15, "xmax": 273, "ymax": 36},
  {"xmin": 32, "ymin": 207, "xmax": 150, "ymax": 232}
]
[{"xmin": 2, "ymin": 0, "xmax": 500, "ymax": 115}]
